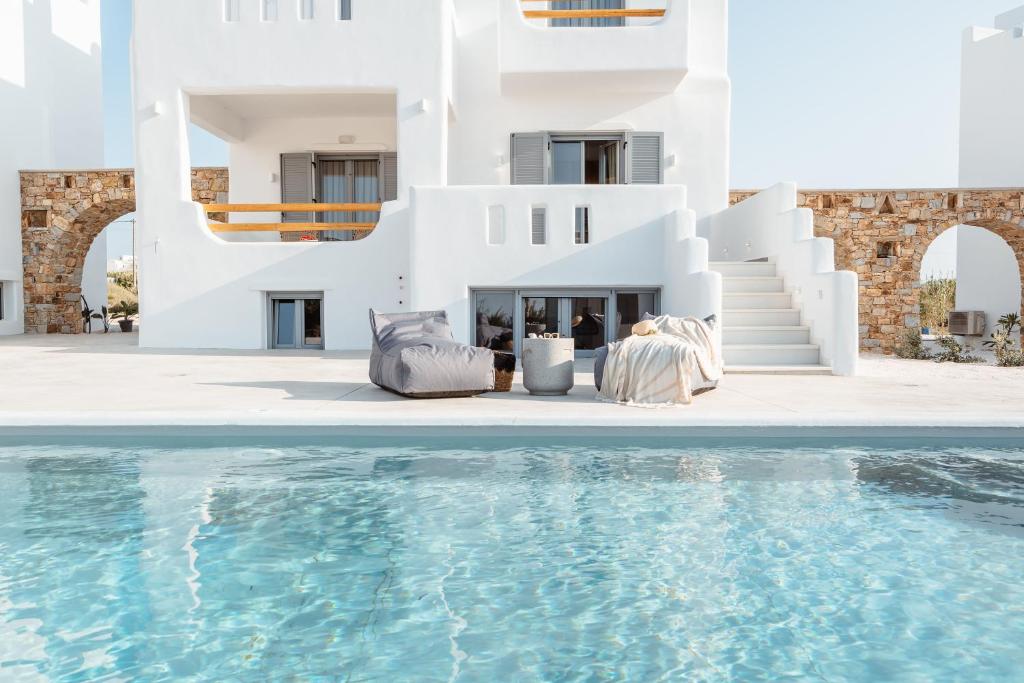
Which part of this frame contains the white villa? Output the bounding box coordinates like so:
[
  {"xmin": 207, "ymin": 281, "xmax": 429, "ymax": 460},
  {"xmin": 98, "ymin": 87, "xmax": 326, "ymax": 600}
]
[{"xmin": 121, "ymin": 0, "xmax": 857, "ymax": 374}]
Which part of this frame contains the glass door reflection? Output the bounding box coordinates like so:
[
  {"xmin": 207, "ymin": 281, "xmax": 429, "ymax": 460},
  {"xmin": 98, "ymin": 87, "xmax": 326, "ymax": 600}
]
[{"xmin": 569, "ymin": 298, "xmax": 607, "ymax": 353}]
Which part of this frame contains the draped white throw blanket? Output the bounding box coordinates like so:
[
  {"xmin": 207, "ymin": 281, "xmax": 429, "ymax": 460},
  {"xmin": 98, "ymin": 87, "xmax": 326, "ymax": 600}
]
[{"xmin": 598, "ymin": 316, "xmax": 723, "ymax": 407}]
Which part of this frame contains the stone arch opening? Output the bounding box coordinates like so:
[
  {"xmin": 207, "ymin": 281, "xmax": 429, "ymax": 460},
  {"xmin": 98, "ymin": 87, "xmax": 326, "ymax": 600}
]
[
  {"xmin": 914, "ymin": 219, "xmax": 1024, "ymax": 339},
  {"xmin": 19, "ymin": 168, "xmax": 228, "ymax": 334}
]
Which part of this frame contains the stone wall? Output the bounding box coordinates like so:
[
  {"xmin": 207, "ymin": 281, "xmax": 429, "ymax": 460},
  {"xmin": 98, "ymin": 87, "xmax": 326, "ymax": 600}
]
[
  {"xmin": 730, "ymin": 188, "xmax": 1024, "ymax": 353},
  {"xmin": 19, "ymin": 168, "xmax": 228, "ymax": 333}
]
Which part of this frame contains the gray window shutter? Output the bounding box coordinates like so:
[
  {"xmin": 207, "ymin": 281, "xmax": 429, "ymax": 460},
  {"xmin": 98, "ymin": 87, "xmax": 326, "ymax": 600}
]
[
  {"xmin": 511, "ymin": 132, "xmax": 549, "ymax": 185},
  {"xmin": 280, "ymin": 153, "xmax": 314, "ymax": 242},
  {"xmin": 531, "ymin": 207, "xmax": 547, "ymax": 245},
  {"xmin": 379, "ymin": 152, "xmax": 398, "ymax": 201},
  {"xmin": 625, "ymin": 132, "xmax": 663, "ymax": 184}
]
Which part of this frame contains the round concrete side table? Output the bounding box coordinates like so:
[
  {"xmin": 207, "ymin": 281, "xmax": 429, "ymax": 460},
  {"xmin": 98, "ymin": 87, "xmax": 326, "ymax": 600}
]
[{"xmin": 522, "ymin": 337, "xmax": 575, "ymax": 396}]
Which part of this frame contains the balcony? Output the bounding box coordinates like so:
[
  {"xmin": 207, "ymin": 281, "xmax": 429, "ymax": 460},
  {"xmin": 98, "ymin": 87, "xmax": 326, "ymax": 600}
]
[{"xmin": 499, "ymin": 0, "xmax": 688, "ymax": 93}]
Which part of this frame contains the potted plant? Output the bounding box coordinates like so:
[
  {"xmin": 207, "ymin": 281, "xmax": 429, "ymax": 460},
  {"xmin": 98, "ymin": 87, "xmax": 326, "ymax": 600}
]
[{"xmin": 110, "ymin": 299, "xmax": 139, "ymax": 332}]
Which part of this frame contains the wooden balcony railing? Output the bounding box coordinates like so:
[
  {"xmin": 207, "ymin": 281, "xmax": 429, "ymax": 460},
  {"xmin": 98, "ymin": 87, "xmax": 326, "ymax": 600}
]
[
  {"xmin": 203, "ymin": 203, "xmax": 382, "ymax": 238},
  {"xmin": 519, "ymin": 1, "xmax": 666, "ymax": 21}
]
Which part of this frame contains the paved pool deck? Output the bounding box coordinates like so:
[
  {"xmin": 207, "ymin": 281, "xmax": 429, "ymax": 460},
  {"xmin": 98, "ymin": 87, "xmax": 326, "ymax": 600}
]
[{"xmin": 0, "ymin": 333, "xmax": 1021, "ymax": 437}]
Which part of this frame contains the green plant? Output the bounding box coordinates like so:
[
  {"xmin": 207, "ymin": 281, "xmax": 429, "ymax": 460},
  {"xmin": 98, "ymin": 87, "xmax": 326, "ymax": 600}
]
[
  {"xmin": 998, "ymin": 350, "xmax": 1024, "ymax": 367},
  {"xmin": 108, "ymin": 271, "xmax": 137, "ymax": 294},
  {"xmin": 984, "ymin": 312, "xmax": 1023, "ymax": 364},
  {"xmin": 895, "ymin": 328, "xmax": 932, "ymax": 360},
  {"xmin": 933, "ymin": 335, "xmax": 982, "ymax": 364},
  {"xmin": 919, "ymin": 277, "xmax": 956, "ymax": 333},
  {"xmin": 109, "ymin": 299, "xmax": 138, "ymax": 321}
]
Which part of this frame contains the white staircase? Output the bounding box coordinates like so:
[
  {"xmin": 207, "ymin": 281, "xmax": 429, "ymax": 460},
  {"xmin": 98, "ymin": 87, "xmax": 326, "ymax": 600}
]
[{"xmin": 711, "ymin": 261, "xmax": 832, "ymax": 374}]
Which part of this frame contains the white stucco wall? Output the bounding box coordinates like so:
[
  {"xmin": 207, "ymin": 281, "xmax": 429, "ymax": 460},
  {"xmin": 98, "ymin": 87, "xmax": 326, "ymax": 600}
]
[
  {"xmin": 957, "ymin": 10, "xmax": 1024, "ymax": 337},
  {"xmin": 0, "ymin": 0, "xmax": 104, "ymax": 335},
  {"xmin": 132, "ymin": 0, "xmax": 729, "ymax": 350},
  {"xmin": 82, "ymin": 230, "xmax": 108, "ymax": 318}
]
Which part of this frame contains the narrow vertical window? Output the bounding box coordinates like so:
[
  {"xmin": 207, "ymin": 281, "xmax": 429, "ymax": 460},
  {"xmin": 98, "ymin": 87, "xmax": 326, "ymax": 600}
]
[
  {"xmin": 339, "ymin": 0, "xmax": 352, "ymax": 20},
  {"xmin": 300, "ymin": 0, "xmax": 314, "ymax": 20},
  {"xmin": 531, "ymin": 207, "xmax": 547, "ymax": 245},
  {"xmin": 262, "ymin": 0, "xmax": 279, "ymax": 21},
  {"xmin": 223, "ymin": 0, "xmax": 240, "ymax": 21},
  {"xmin": 574, "ymin": 207, "xmax": 590, "ymax": 244},
  {"xmin": 0, "ymin": 282, "xmax": 5, "ymax": 321},
  {"xmin": 487, "ymin": 206, "xmax": 506, "ymax": 245}
]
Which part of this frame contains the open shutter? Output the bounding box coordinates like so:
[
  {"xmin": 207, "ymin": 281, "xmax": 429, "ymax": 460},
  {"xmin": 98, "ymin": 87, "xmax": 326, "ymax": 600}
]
[
  {"xmin": 379, "ymin": 152, "xmax": 398, "ymax": 201},
  {"xmin": 625, "ymin": 132, "xmax": 663, "ymax": 184},
  {"xmin": 280, "ymin": 153, "xmax": 314, "ymax": 241},
  {"xmin": 511, "ymin": 132, "xmax": 549, "ymax": 185}
]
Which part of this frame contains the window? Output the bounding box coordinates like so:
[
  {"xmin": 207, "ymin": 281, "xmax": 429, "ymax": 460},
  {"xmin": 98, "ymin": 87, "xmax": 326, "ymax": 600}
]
[
  {"xmin": 531, "ymin": 207, "xmax": 547, "ymax": 245},
  {"xmin": 511, "ymin": 131, "xmax": 662, "ymax": 185},
  {"xmin": 339, "ymin": 0, "xmax": 352, "ymax": 20},
  {"xmin": 300, "ymin": 0, "xmax": 314, "ymax": 20},
  {"xmin": 0, "ymin": 282, "xmax": 4, "ymax": 321},
  {"xmin": 574, "ymin": 207, "xmax": 590, "ymax": 244},
  {"xmin": 876, "ymin": 241, "xmax": 899, "ymax": 259},
  {"xmin": 223, "ymin": 0, "xmax": 239, "ymax": 21},
  {"xmin": 269, "ymin": 292, "xmax": 324, "ymax": 349},
  {"xmin": 262, "ymin": 0, "xmax": 278, "ymax": 21}
]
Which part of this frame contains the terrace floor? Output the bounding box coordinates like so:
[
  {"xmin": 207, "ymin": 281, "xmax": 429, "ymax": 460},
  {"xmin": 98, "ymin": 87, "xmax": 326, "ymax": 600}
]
[{"xmin": 0, "ymin": 333, "xmax": 1021, "ymax": 435}]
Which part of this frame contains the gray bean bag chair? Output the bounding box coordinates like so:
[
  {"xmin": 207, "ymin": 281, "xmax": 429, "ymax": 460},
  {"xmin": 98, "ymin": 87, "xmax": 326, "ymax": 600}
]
[
  {"xmin": 369, "ymin": 309, "xmax": 495, "ymax": 398},
  {"xmin": 594, "ymin": 314, "xmax": 718, "ymax": 392}
]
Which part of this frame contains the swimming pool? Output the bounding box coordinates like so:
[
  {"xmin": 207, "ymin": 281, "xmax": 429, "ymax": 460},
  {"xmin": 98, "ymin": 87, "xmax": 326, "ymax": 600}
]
[{"xmin": 0, "ymin": 438, "xmax": 1022, "ymax": 681}]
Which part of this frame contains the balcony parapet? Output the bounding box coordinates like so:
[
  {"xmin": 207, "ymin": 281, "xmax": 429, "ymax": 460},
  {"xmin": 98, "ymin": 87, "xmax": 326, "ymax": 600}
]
[{"xmin": 499, "ymin": 0, "xmax": 688, "ymax": 93}]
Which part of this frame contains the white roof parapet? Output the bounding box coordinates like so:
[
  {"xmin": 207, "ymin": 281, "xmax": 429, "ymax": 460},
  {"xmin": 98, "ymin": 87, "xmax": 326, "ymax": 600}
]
[{"xmin": 995, "ymin": 5, "xmax": 1024, "ymax": 31}]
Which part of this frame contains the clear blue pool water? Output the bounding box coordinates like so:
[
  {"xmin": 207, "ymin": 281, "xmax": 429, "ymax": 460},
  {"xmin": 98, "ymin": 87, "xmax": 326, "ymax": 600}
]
[{"xmin": 0, "ymin": 438, "xmax": 1022, "ymax": 681}]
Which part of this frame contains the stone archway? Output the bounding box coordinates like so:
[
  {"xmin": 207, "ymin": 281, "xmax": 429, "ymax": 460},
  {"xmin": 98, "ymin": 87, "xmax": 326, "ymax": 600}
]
[
  {"xmin": 19, "ymin": 168, "xmax": 227, "ymax": 333},
  {"xmin": 729, "ymin": 188, "xmax": 1024, "ymax": 353}
]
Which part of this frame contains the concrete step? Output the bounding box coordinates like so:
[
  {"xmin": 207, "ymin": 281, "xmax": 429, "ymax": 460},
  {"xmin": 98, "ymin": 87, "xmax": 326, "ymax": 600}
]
[
  {"xmin": 725, "ymin": 364, "xmax": 833, "ymax": 376},
  {"xmin": 722, "ymin": 308, "xmax": 802, "ymax": 327},
  {"xmin": 709, "ymin": 261, "xmax": 777, "ymax": 277},
  {"xmin": 723, "ymin": 344, "xmax": 822, "ymax": 366},
  {"xmin": 721, "ymin": 276, "xmax": 785, "ymax": 293},
  {"xmin": 722, "ymin": 326, "xmax": 811, "ymax": 345},
  {"xmin": 723, "ymin": 292, "xmax": 793, "ymax": 309}
]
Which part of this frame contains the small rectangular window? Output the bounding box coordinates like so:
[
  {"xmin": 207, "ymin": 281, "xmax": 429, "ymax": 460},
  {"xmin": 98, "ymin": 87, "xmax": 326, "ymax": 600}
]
[
  {"xmin": 339, "ymin": 0, "xmax": 352, "ymax": 20},
  {"xmin": 269, "ymin": 292, "xmax": 324, "ymax": 349},
  {"xmin": 574, "ymin": 207, "xmax": 590, "ymax": 244},
  {"xmin": 300, "ymin": 0, "xmax": 314, "ymax": 20},
  {"xmin": 223, "ymin": 0, "xmax": 240, "ymax": 21},
  {"xmin": 262, "ymin": 0, "xmax": 278, "ymax": 21},
  {"xmin": 531, "ymin": 207, "xmax": 547, "ymax": 245},
  {"xmin": 0, "ymin": 282, "xmax": 4, "ymax": 321},
  {"xmin": 487, "ymin": 205, "xmax": 505, "ymax": 245}
]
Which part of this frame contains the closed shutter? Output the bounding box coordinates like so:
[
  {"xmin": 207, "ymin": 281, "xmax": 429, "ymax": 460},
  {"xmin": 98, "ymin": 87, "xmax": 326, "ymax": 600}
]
[
  {"xmin": 625, "ymin": 132, "xmax": 663, "ymax": 184},
  {"xmin": 551, "ymin": 0, "xmax": 624, "ymax": 27},
  {"xmin": 511, "ymin": 132, "xmax": 549, "ymax": 185},
  {"xmin": 531, "ymin": 207, "xmax": 547, "ymax": 245},
  {"xmin": 379, "ymin": 152, "xmax": 398, "ymax": 201},
  {"xmin": 280, "ymin": 153, "xmax": 314, "ymax": 241}
]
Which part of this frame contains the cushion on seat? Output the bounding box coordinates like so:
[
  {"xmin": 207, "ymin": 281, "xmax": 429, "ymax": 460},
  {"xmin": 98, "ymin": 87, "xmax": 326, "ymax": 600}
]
[{"xmin": 370, "ymin": 310, "xmax": 495, "ymax": 398}]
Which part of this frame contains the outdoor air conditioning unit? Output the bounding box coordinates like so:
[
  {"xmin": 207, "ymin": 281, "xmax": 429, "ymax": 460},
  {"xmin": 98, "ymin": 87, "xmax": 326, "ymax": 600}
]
[{"xmin": 948, "ymin": 311, "xmax": 986, "ymax": 336}]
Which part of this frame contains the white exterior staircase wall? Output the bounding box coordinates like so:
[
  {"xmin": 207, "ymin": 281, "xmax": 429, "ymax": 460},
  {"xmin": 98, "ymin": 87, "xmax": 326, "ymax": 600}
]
[{"xmin": 707, "ymin": 183, "xmax": 859, "ymax": 376}]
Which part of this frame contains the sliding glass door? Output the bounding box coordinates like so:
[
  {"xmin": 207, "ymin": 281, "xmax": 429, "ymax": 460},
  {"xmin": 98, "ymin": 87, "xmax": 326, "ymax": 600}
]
[
  {"xmin": 474, "ymin": 289, "xmax": 659, "ymax": 358},
  {"xmin": 316, "ymin": 156, "xmax": 380, "ymax": 241}
]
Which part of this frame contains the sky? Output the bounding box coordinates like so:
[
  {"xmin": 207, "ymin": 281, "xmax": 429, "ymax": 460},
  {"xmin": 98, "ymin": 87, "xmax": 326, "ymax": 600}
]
[{"xmin": 99, "ymin": 0, "xmax": 1018, "ymax": 273}]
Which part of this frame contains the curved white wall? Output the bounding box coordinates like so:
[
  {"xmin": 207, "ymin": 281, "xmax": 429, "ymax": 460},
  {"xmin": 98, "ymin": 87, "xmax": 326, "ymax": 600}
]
[{"xmin": 0, "ymin": 0, "xmax": 104, "ymax": 335}]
